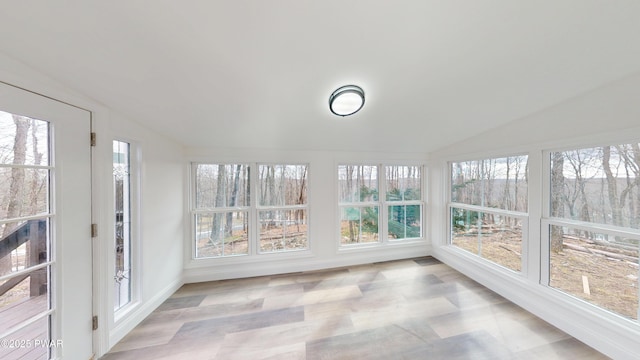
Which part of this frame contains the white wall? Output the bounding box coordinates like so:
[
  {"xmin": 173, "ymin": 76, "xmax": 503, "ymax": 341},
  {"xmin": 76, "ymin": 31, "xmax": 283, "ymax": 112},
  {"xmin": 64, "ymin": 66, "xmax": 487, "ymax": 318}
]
[
  {"xmin": 430, "ymin": 72, "xmax": 640, "ymax": 360},
  {"xmin": 433, "ymin": 72, "xmax": 640, "ymax": 158},
  {"xmin": 0, "ymin": 52, "xmax": 185, "ymax": 358},
  {"xmin": 11, "ymin": 40, "xmax": 640, "ymax": 357},
  {"xmin": 105, "ymin": 113, "xmax": 185, "ymax": 351},
  {"xmin": 183, "ymin": 147, "xmax": 430, "ymax": 283}
]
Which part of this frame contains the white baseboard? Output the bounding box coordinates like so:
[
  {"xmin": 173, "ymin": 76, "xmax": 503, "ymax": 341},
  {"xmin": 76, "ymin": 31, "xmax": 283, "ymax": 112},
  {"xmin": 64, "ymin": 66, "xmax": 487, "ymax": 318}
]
[
  {"xmin": 107, "ymin": 277, "xmax": 184, "ymax": 352},
  {"xmin": 103, "ymin": 245, "xmax": 434, "ymax": 354},
  {"xmin": 184, "ymin": 244, "xmax": 432, "ymax": 283},
  {"xmin": 433, "ymin": 246, "xmax": 640, "ymax": 360}
]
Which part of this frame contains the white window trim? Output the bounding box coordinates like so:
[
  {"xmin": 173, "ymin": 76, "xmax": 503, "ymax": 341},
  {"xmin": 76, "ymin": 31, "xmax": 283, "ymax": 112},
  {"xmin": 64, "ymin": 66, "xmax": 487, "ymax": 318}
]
[
  {"xmin": 436, "ymin": 129, "xmax": 640, "ymax": 359},
  {"xmin": 446, "ymin": 155, "xmax": 530, "ymax": 275},
  {"xmin": 112, "ymin": 139, "xmax": 141, "ymax": 324},
  {"xmin": 256, "ymin": 163, "xmax": 310, "ymax": 255},
  {"xmin": 190, "ymin": 162, "xmax": 311, "ymax": 260},
  {"xmin": 448, "ymin": 203, "xmax": 529, "ymax": 275},
  {"xmin": 539, "ymin": 146, "xmax": 640, "ymax": 320},
  {"xmin": 337, "ymin": 163, "xmax": 426, "ymax": 249}
]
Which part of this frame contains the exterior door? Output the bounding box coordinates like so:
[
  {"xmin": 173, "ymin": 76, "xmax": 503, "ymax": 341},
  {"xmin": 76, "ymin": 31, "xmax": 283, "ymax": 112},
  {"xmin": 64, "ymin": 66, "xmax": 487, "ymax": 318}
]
[{"xmin": 0, "ymin": 82, "xmax": 93, "ymax": 359}]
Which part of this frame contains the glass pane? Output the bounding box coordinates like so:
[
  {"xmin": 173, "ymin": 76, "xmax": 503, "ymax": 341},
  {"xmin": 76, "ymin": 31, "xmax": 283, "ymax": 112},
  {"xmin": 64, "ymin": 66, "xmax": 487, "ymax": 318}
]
[
  {"xmin": 451, "ymin": 156, "xmax": 528, "ymax": 212},
  {"xmin": 195, "ymin": 212, "xmax": 248, "ymax": 258},
  {"xmin": 388, "ymin": 205, "xmax": 421, "ymax": 239},
  {"xmin": 451, "ymin": 208, "xmax": 481, "ymax": 255},
  {"xmin": 549, "ymin": 225, "xmax": 639, "ymax": 320},
  {"xmin": 0, "ymin": 219, "xmax": 49, "ymax": 277},
  {"xmin": 195, "ymin": 164, "xmax": 250, "ymax": 209},
  {"xmin": 0, "ymin": 315, "xmax": 50, "ymax": 360},
  {"xmin": 0, "ymin": 267, "xmax": 49, "ymax": 335},
  {"xmin": 0, "ymin": 111, "xmax": 49, "ymax": 166},
  {"xmin": 113, "ymin": 140, "xmax": 131, "ymax": 311},
  {"xmin": 386, "ymin": 165, "xmax": 421, "ymax": 201},
  {"xmin": 338, "ymin": 165, "xmax": 378, "ymax": 203},
  {"xmin": 0, "ymin": 109, "xmax": 51, "ymax": 359},
  {"xmin": 451, "ymin": 208, "xmax": 522, "ymax": 272},
  {"xmin": 259, "ymin": 209, "xmax": 308, "ymax": 252},
  {"xmin": 551, "ymin": 144, "xmax": 640, "ymax": 229},
  {"xmin": 339, "ymin": 206, "xmax": 379, "ymax": 244},
  {"xmin": 0, "ymin": 167, "xmax": 49, "ymax": 219},
  {"xmin": 258, "ymin": 164, "xmax": 308, "ymax": 206}
]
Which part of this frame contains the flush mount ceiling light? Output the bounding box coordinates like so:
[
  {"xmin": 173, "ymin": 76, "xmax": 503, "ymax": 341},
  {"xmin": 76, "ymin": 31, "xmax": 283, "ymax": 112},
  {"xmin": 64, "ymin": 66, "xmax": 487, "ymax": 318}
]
[{"xmin": 329, "ymin": 85, "xmax": 365, "ymax": 116}]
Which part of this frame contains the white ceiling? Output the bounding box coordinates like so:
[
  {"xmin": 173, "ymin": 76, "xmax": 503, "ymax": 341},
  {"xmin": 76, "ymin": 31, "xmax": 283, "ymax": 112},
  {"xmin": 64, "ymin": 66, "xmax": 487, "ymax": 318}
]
[{"xmin": 2, "ymin": 1, "xmax": 640, "ymax": 153}]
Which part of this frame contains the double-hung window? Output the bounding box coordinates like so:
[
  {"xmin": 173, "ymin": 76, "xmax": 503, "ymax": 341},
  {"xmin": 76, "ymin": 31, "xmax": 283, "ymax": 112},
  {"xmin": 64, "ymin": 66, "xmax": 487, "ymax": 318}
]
[
  {"xmin": 257, "ymin": 164, "xmax": 308, "ymax": 252},
  {"xmin": 339, "ymin": 165, "xmax": 379, "ymax": 244},
  {"xmin": 449, "ymin": 155, "xmax": 528, "ymax": 272},
  {"xmin": 192, "ymin": 163, "xmax": 308, "ymax": 258},
  {"xmin": 544, "ymin": 144, "xmax": 640, "ymax": 320},
  {"xmin": 338, "ymin": 164, "xmax": 423, "ymax": 246},
  {"xmin": 193, "ymin": 164, "xmax": 250, "ymax": 258}
]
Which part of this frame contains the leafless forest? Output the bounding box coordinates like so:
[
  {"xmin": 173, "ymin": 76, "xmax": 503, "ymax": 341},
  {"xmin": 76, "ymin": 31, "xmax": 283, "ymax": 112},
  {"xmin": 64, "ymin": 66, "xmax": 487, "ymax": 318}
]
[
  {"xmin": 1, "ymin": 112, "xmax": 49, "ymax": 308},
  {"xmin": 452, "ymin": 148, "xmax": 639, "ymax": 319},
  {"xmin": 194, "ymin": 164, "xmax": 308, "ymax": 256},
  {"xmin": 2, "ymin": 113, "xmax": 638, "ymax": 319}
]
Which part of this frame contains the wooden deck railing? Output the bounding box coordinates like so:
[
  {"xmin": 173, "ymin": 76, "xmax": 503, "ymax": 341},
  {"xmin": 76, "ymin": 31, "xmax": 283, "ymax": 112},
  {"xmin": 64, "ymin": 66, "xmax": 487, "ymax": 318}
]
[{"xmin": 0, "ymin": 219, "xmax": 48, "ymax": 297}]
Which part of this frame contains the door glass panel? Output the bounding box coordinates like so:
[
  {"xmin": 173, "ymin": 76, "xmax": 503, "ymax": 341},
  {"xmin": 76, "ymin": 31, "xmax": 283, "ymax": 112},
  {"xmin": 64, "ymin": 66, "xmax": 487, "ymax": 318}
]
[
  {"xmin": 0, "ymin": 168, "xmax": 49, "ymax": 218},
  {"xmin": 0, "ymin": 113, "xmax": 49, "ymax": 166},
  {"xmin": 0, "ymin": 219, "xmax": 49, "ymax": 276},
  {"xmin": 0, "ymin": 269, "xmax": 49, "ymax": 334},
  {"xmin": 0, "ymin": 110, "xmax": 51, "ymax": 360},
  {"xmin": 0, "ymin": 315, "xmax": 50, "ymax": 359}
]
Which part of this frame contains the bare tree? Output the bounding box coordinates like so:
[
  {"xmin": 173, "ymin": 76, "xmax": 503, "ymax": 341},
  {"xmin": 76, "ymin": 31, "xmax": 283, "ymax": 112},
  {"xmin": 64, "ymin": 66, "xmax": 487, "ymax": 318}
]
[
  {"xmin": 502, "ymin": 157, "xmax": 511, "ymax": 210},
  {"xmin": 210, "ymin": 165, "xmax": 227, "ymax": 242},
  {"xmin": 615, "ymin": 144, "xmax": 640, "ymax": 228},
  {"xmin": 564, "ymin": 149, "xmax": 598, "ymax": 238},
  {"xmin": 1, "ymin": 116, "xmax": 31, "ymax": 275},
  {"xmin": 345, "ymin": 165, "xmax": 356, "ymax": 242},
  {"xmin": 296, "ymin": 166, "xmax": 307, "ymax": 232},
  {"xmin": 225, "ymin": 164, "xmax": 242, "ymax": 237},
  {"xmin": 28, "ymin": 119, "xmax": 45, "ymax": 210},
  {"xmin": 603, "ymin": 146, "xmax": 623, "ymax": 228},
  {"xmin": 550, "ymin": 151, "xmax": 565, "ymax": 253}
]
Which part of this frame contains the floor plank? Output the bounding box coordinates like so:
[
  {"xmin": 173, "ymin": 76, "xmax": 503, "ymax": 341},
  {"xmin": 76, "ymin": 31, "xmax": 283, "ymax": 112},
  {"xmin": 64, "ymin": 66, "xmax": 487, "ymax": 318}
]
[{"xmin": 101, "ymin": 257, "xmax": 609, "ymax": 359}]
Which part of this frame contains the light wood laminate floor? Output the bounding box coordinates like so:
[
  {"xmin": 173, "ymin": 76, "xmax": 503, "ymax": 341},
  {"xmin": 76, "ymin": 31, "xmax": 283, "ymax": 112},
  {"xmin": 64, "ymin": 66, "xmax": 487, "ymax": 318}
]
[{"xmin": 101, "ymin": 257, "xmax": 608, "ymax": 359}]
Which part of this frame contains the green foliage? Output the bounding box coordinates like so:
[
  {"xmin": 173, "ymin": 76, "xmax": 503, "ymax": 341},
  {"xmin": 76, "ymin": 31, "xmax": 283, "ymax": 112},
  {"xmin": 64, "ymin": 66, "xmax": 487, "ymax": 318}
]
[
  {"xmin": 342, "ymin": 205, "xmax": 378, "ymax": 242},
  {"xmin": 345, "ymin": 185, "xmax": 422, "ymax": 240},
  {"xmin": 359, "ymin": 185, "xmax": 378, "ymax": 201},
  {"xmin": 386, "ymin": 187, "xmax": 420, "ymax": 201},
  {"xmin": 388, "ymin": 205, "xmax": 420, "ymax": 238},
  {"xmin": 344, "ymin": 207, "xmax": 360, "ymax": 221},
  {"xmin": 452, "ymin": 208, "xmax": 479, "ymax": 231},
  {"xmin": 360, "ymin": 206, "xmax": 379, "ymax": 234},
  {"xmin": 451, "ymin": 179, "xmax": 477, "ymax": 192},
  {"xmin": 403, "ymin": 188, "xmax": 420, "ymax": 201}
]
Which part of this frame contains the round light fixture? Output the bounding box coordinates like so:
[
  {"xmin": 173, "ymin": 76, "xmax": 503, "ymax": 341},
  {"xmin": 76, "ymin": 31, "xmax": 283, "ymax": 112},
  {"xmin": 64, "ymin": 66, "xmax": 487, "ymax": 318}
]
[{"xmin": 329, "ymin": 85, "xmax": 365, "ymax": 116}]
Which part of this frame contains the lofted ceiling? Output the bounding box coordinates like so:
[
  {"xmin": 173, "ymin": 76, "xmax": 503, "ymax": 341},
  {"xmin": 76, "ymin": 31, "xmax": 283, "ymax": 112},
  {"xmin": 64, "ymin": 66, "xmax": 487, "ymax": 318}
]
[{"xmin": 2, "ymin": 1, "xmax": 640, "ymax": 153}]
